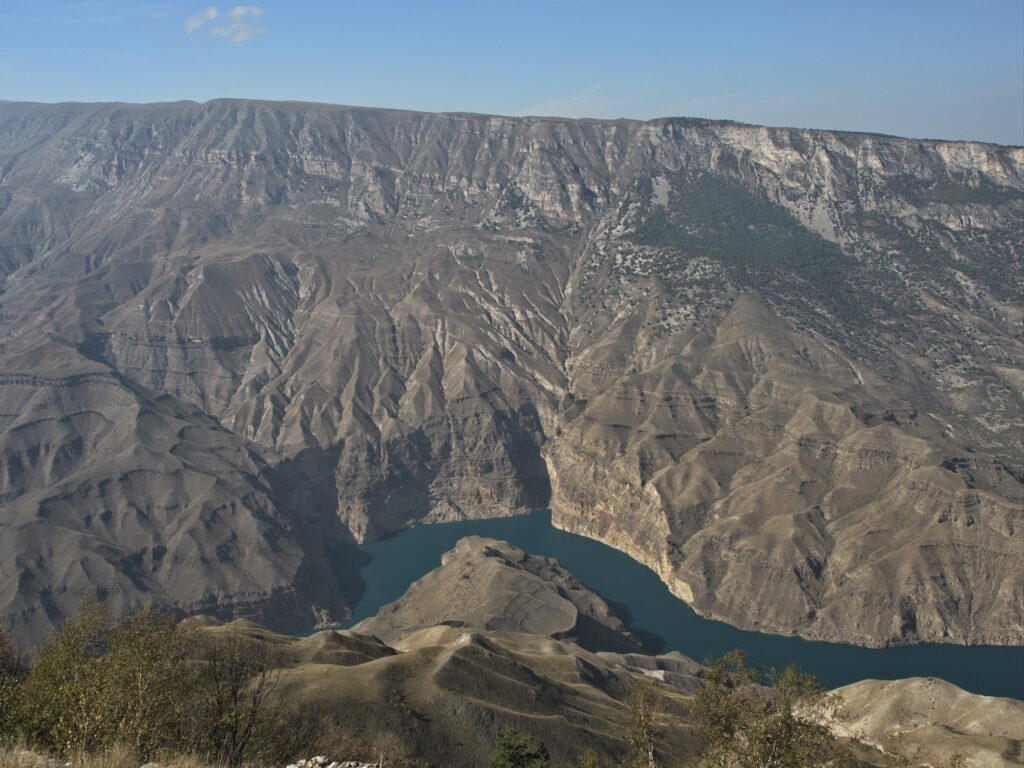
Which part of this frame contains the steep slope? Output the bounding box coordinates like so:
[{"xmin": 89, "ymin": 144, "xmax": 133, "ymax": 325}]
[
  {"xmin": 195, "ymin": 544, "xmax": 1021, "ymax": 768},
  {"xmin": 551, "ymin": 138, "xmax": 1023, "ymax": 645},
  {"xmin": 353, "ymin": 536, "xmax": 643, "ymax": 652},
  {"xmin": 833, "ymin": 677, "xmax": 1024, "ymax": 768},
  {"xmin": 203, "ymin": 619, "xmax": 698, "ymax": 767},
  {"xmin": 0, "ymin": 100, "xmax": 1021, "ymax": 647}
]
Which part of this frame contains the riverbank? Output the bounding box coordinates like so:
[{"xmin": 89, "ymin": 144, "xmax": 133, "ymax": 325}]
[{"xmin": 325, "ymin": 511, "xmax": 1023, "ymax": 699}]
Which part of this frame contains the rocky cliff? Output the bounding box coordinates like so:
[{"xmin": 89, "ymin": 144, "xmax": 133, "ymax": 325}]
[{"xmin": 0, "ymin": 100, "xmax": 1020, "ymax": 646}]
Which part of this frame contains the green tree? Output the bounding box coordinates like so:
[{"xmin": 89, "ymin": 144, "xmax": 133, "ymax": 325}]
[
  {"xmin": 623, "ymin": 676, "xmax": 665, "ymax": 768},
  {"xmin": 18, "ymin": 601, "xmax": 111, "ymax": 755},
  {"xmin": 4, "ymin": 603, "xmax": 317, "ymax": 764},
  {"xmin": 0, "ymin": 625, "xmax": 19, "ymax": 679},
  {"xmin": 691, "ymin": 651, "xmax": 846, "ymax": 768},
  {"xmin": 17, "ymin": 602, "xmax": 196, "ymax": 759},
  {"xmin": 489, "ymin": 728, "xmax": 550, "ymax": 768},
  {"xmin": 100, "ymin": 606, "xmax": 194, "ymax": 756}
]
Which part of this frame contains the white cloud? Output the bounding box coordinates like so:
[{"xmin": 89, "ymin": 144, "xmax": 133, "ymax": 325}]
[
  {"xmin": 227, "ymin": 5, "xmax": 263, "ymax": 20},
  {"xmin": 184, "ymin": 5, "xmax": 217, "ymax": 34},
  {"xmin": 211, "ymin": 22, "xmax": 261, "ymax": 43},
  {"xmin": 230, "ymin": 26, "xmax": 259, "ymax": 42},
  {"xmin": 185, "ymin": 5, "xmax": 264, "ymax": 43}
]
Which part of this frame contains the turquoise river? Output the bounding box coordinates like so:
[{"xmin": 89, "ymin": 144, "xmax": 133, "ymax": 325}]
[{"xmin": 332, "ymin": 510, "xmax": 1023, "ymax": 700}]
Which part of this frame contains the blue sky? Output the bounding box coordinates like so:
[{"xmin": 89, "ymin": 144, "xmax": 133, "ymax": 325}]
[{"xmin": 1, "ymin": 0, "xmax": 1021, "ymax": 144}]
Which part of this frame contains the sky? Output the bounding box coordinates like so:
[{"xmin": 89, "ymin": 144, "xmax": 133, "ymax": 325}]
[{"xmin": 0, "ymin": 0, "xmax": 1021, "ymax": 145}]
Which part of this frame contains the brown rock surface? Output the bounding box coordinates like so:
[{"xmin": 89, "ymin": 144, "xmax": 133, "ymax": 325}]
[
  {"xmin": 833, "ymin": 677, "xmax": 1024, "ymax": 767},
  {"xmin": 353, "ymin": 536, "xmax": 642, "ymax": 652},
  {"xmin": 0, "ymin": 100, "xmax": 1021, "ymax": 647}
]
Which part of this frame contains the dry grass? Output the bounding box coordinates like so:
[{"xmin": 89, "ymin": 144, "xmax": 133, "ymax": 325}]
[
  {"xmin": 0, "ymin": 744, "xmax": 214, "ymax": 768},
  {"xmin": 0, "ymin": 746, "xmax": 60, "ymax": 768}
]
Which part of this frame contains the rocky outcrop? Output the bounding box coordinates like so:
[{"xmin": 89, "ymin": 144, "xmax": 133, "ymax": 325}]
[
  {"xmin": 353, "ymin": 536, "xmax": 643, "ymax": 652},
  {"xmin": 212, "ymin": 620, "xmax": 698, "ymax": 767},
  {"xmin": 0, "ymin": 100, "xmax": 1021, "ymax": 647},
  {"xmin": 832, "ymin": 677, "xmax": 1024, "ymax": 767}
]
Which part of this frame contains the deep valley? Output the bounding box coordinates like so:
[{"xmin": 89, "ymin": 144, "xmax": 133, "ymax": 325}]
[{"xmin": 0, "ymin": 99, "xmax": 1021, "ymax": 654}]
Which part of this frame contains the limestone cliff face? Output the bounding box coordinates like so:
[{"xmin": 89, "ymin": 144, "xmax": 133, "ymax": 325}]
[{"xmin": 0, "ymin": 100, "xmax": 1020, "ymax": 646}]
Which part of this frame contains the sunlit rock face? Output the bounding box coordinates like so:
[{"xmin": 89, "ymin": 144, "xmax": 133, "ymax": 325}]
[{"xmin": 0, "ymin": 100, "xmax": 1020, "ymax": 646}]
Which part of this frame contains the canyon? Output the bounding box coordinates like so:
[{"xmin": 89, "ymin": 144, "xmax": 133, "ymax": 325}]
[{"xmin": 0, "ymin": 99, "xmax": 1020, "ymax": 649}]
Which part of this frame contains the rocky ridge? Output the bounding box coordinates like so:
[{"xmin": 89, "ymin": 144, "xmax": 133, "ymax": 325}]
[
  {"xmin": 1, "ymin": 538, "xmax": 1021, "ymax": 767},
  {"xmin": 352, "ymin": 536, "xmax": 643, "ymax": 653},
  {"xmin": 224, "ymin": 541, "xmax": 1024, "ymax": 767},
  {"xmin": 0, "ymin": 100, "xmax": 1021, "ymax": 647},
  {"xmin": 832, "ymin": 677, "xmax": 1024, "ymax": 768}
]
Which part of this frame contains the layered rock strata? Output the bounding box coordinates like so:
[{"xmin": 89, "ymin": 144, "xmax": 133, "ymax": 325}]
[{"xmin": 0, "ymin": 100, "xmax": 1020, "ymax": 647}]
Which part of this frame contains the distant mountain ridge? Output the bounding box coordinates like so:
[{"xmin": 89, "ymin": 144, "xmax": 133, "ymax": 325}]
[{"xmin": 0, "ymin": 99, "xmax": 1020, "ymax": 647}]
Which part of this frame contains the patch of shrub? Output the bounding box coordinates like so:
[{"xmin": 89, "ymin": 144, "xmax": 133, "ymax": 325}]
[
  {"xmin": 15, "ymin": 602, "xmax": 192, "ymax": 757},
  {"xmin": 0, "ymin": 625, "xmax": 24, "ymax": 744},
  {"xmin": 691, "ymin": 650, "xmax": 845, "ymax": 768},
  {"xmin": 6, "ymin": 604, "xmax": 317, "ymax": 766},
  {"xmin": 489, "ymin": 728, "xmax": 550, "ymax": 768},
  {"xmin": 187, "ymin": 631, "xmax": 316, "ymax": 767}
]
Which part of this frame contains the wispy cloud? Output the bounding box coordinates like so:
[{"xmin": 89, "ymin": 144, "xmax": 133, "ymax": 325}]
[
  {"xmin": 185, "ymin": 5, "xmax": 263, "ymax": 43},
  {"xmin": 226, "ymin": 5, "xmax": 263, "ymax": 20},
  {"xmin": 185, "ymin": 6, "xmax": 217, "ymax": 33}
]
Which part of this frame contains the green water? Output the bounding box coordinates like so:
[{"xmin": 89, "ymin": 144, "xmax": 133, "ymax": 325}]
[{"xmin": 334, "ymin": 510, "xmax": 1024, "ymax": 700}]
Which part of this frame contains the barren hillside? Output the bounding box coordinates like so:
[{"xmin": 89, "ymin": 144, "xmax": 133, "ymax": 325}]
[{"xmin": 0, "ymin": 100, "xmax": 1020, "ymax": 646}]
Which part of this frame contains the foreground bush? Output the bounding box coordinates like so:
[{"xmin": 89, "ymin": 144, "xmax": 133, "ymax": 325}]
[
  {"xmin": 16, "ymin": 603, "xmax": 191, "ymax": 757},
  {"xmin": 4, "ymin": 604, "xmax": 315, "ymax": 766},
  {"xmin": 691, "ymin": 651, "xmax": 845, "ymax": 768},
  {"xmin": 189, "ymin": 632, "xmax": 319, "ymax": 766}
]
